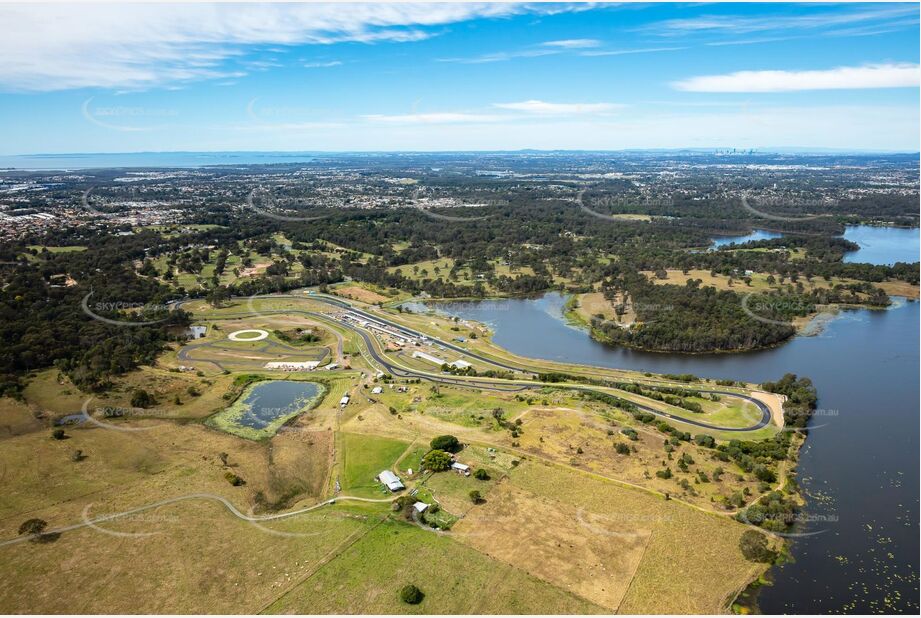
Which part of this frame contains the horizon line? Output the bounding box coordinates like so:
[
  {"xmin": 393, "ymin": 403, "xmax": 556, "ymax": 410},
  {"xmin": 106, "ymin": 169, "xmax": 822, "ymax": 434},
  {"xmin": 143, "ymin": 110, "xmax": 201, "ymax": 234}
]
[{"xmin": 7, "ymin": 147, "xmax": 919, "ymax": 158}]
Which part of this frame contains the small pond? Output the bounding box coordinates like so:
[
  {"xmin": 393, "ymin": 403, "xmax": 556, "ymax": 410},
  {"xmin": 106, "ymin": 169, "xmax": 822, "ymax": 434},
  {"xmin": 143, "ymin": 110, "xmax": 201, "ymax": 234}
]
[{"xmin": 209, "ymin": 380, "xmax": 326, "ymax": 440}]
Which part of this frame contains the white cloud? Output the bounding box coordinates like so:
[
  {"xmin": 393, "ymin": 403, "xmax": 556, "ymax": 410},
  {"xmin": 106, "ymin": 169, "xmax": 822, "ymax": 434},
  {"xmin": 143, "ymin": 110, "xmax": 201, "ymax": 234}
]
[
  {"xmin": 646, "ymin": 5, "xmax": 918, "ymax": 37},
  {"xmin": 303, "ymin": 61, "xmax": 343, "ymax": 69},
  {"xmin": 493, "ymin": 100, "xmax": 623, "ymax": 114},
  {"xmin": 541, "ymin": 38, "xmax": 601, "ymax": 49},
  {"xmin": 0, "ymin": 3, "xmax": 544, "ymax": 91},
  {"xmin": 439, "ymin": 37, "xmax": 602, "ymax": 64},
  {"xmin": 580, "ymin": 46, "xmax": 686, "ymax": 57},
  {"xmin": 438, "ymin": 48, "xmax": 558, "ymax": 64},
  {"xmin": 362, "ymin": 112, "xmax": 504, "ymax": 124},
  {"xmin": 672, "ymin": 63, "xmax": 921, "ymax": 93}
]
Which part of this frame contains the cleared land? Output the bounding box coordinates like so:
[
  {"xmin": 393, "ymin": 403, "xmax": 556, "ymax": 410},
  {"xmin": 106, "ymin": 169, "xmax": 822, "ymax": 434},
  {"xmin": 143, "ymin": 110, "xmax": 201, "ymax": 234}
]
[
  {"xmin": 264, "ymin": 518, "xmax": 606, "ymax": 614},
  {"xmin": 332, "ymin": 284, "xmax": 392, "ymax": 305},
  {"xmin": 491, "ymin": 461, "xmax": 766, "ymax": 614},
  {"xmin": 339, "ymin": 432, "xmax": 410, "ymax": 498}
]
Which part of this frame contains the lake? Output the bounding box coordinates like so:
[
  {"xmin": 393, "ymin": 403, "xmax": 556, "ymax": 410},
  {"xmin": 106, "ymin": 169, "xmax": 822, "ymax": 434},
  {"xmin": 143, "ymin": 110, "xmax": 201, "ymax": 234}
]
[
  {"xmin": 419, "ymin": 292, "xmax": 919, "ymax": 613},
  {"xmin": 711, "ymin": 229, "xmax": 784, "ymax": 249},
  {"xmin": 843, "ymin": 225, "xmax": 920, "ymax": 266},
  {"xmin": 710, "ymin": 225, "xmax": 920, "ymax": 267},
  {"xmin": 208, "ymin": 380, "xmax": 325, "ymax": 440}
]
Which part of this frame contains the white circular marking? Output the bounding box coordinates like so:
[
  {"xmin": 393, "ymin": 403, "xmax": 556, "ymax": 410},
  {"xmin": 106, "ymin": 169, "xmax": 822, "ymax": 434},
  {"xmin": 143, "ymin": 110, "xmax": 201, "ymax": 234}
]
[{"xmin": 228, "ymin": 329, "xmax": 269, "ymax": 342}]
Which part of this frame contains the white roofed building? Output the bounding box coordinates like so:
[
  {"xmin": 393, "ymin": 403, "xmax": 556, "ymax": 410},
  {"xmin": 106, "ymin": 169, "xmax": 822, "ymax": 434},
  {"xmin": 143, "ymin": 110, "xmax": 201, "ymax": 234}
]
[
  {"xmin": 412, "ymin": 350, "xmax": 447, "ymax": 366},
  {"xmin": 378, "ymin": 470, "xmax": 404, "ymax": 492}
]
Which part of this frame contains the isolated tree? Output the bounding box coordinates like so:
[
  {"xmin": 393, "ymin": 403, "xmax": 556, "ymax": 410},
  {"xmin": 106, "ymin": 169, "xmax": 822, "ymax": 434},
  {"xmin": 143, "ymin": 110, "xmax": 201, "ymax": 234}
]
[
  {"xmin": 739, "ymin": 530, "xmax": 777, "ymax": 563},
  {"xmin": 18, "ymin": 519, "xmax": 47, "ymax": 536},
  {"xmin": 430, "ymin": 435, "xmax": 460, "ymax": 453},
  {"xmin": 224, "ymin": 472, "xmax": 245, "ymax": 486},
  {"xmin": 422, "ymin": 449, "xmax": 452, "ymax": 472},
  {"xmin": 131, "ymin": 389, "xmax": 154, "ymax": 408},
  {"xmin": 399, "ymin": 584, "xmax": 424, "ymax": 605},
  {"xmin": 469, "ymin": 490, "xmax": 483, "ymax": 504}
]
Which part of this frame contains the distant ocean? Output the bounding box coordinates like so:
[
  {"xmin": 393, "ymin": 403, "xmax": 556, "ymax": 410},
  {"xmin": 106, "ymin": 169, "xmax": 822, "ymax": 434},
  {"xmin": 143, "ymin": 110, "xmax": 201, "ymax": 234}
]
[{"xmin": 0, "ymin": 151, "xmax": 320, "ymax": 170}]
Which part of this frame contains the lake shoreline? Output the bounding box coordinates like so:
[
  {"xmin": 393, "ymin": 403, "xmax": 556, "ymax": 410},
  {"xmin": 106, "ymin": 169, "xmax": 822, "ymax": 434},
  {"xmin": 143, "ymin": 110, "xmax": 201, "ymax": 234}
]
[
  {"xmin": 412, "ymin": 292, "xmax": 919, "ymax": 613},
  {"xmin": 415, "ymin": 292, "xmax": 901, "ymax": 357}
]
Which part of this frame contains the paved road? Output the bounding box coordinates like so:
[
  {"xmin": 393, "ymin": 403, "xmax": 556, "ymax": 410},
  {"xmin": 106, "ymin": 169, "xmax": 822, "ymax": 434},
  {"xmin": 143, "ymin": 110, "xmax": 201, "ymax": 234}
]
[{"xmin": 183, "ymin": 294, "xmax": 771, "ymax": 432}]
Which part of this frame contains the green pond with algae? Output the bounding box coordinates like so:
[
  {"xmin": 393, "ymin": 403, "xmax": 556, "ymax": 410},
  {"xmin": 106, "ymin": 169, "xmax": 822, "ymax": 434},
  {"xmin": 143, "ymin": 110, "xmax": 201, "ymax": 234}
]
[{"xmin": 207, "ymin": 379, "xmax": 327, "ymax": 440}]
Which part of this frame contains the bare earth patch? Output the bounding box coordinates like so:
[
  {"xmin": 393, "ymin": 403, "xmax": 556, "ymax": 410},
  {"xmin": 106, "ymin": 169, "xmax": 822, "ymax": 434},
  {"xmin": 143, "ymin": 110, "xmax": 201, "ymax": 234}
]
[{"xmin": 333, "ymin": 285, "xmax": 389, "ymax": 304}]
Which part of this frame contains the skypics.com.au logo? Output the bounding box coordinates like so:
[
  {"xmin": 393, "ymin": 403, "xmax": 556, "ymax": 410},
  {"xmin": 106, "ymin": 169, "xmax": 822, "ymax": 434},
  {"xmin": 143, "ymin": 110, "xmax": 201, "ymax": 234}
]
[{"xmin": 81, "ymin": 291, "xmax": 172, "ymax": 327}]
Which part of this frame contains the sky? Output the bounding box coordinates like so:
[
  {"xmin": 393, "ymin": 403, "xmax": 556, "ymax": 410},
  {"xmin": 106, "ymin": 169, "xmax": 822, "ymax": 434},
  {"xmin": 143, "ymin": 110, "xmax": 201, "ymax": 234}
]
[{"xmin": 0, "ymin": 2, "xmax": 918, "ymax": 154}]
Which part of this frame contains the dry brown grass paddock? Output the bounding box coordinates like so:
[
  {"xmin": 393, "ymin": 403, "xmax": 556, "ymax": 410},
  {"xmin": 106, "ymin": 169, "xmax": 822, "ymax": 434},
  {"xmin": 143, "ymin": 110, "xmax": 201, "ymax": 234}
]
[{"xmin": 456, "ymin": 461, "xmax": 766, "ymax": 614}]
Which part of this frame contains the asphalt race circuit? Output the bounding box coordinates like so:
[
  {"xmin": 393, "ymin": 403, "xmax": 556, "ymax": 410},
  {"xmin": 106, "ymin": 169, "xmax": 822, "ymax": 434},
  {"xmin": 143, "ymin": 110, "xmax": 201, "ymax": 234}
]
[{"xmin": 180, "ymin": 293, "xmax": 772, "ymax": 433}]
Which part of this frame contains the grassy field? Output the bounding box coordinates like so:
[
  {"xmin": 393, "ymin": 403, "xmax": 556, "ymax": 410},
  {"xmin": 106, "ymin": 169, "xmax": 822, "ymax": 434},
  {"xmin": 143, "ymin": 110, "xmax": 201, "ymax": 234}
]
[
  {"xmin": 330, "ymin": 283, "xmax": 396, "ymax": 305},
  {"xmin": 339, "ymin": 433, "xmax": 410, "ymax": 498},
  {"xmin": 395, "ymin": 444, "xmax": 427, "ymax": 476},
  {"xmin": 512, "ymin": 406, "xmax": 764, "ymax": 509},
  {"xmin": 0, "ymin": 393, "xmax": 342, "ymax": 610},
  {"xmin": 458, "ymin": 460, "xmax": 769, "ymax": 614},
  {"xmin": 568, "ymin": 291, "xmax": 636, "ymax": 327},
  {"xmin": 26, "ymin": 244, "xmax": 87, "ymax": 254},
  {"xmin": 877, "ymin": 279, "xmax": 921, "ymax": 298},
  {"xmin": 420, "ymin": 461, "xmax": 501, "ymax": 516},
  {"xmin": 455, "ymin": 477, "xmax": 650, "ymax": 610},
  {"xmin": 264, "ymin": 518, "xmax": 606, "ymax": 614},
  {"xmin": 21, "ymin": 366, "xmax": 234, "ymax": 421},
  {"xmin": 384, "ymin": 384, "xmax": 530, "ymax": 430},
  {"xmin": 139, "ymin": 223, "xmax": 225, "ymax": 237},
  {"xmin": 0, "ymin": 500, "xmax": 377, "ymax": 613}
]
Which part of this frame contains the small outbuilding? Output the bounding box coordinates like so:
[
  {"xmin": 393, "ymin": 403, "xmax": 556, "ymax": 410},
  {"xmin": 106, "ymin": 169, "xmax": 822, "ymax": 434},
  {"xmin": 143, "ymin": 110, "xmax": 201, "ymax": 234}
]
[
  {"xmin": 371, "ymin": 386, "xmax": 383, "ymax": 394},
  {"xmin": 185, "ymin": 325, "xmax": 207, "ymax": 339},
  {"xmin": 378, "ymin": 470, "xmax": 404, "ymax": 492},
  {"xmin": 451, "ymin": 462, "xmax": 471, "ymax": 476},
  {"xmin": 413, "ymin": 501, "xmax": 429, "ymax": 513}
]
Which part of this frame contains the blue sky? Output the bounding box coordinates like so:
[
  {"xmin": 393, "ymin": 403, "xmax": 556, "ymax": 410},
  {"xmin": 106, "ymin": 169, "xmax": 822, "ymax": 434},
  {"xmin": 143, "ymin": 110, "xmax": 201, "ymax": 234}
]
[{"xmin": 0, "ymin": 2, "xmax": 918, "ymax": 153}]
